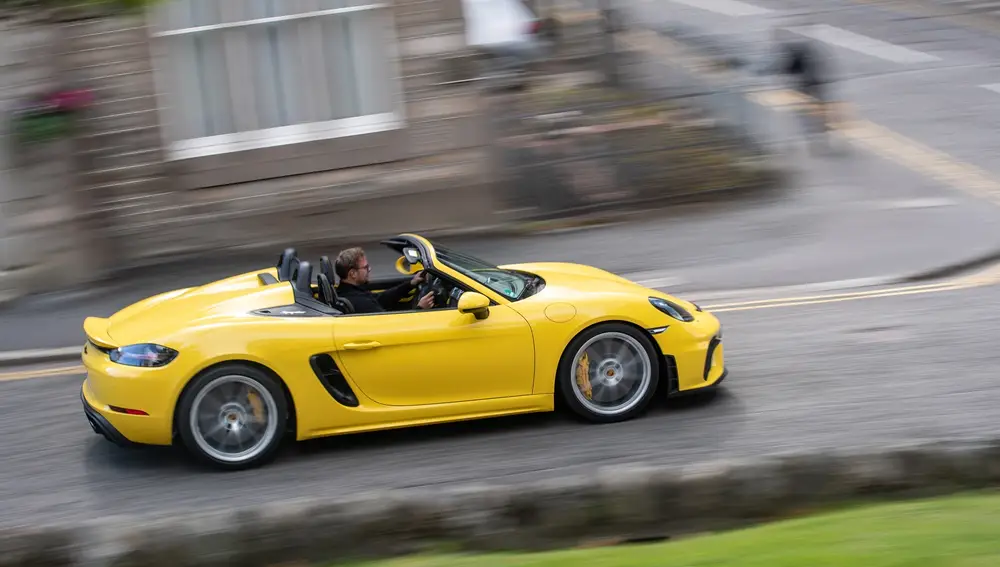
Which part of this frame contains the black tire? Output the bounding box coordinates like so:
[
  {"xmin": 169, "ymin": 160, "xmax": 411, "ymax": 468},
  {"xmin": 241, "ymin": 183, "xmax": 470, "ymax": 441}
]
[
  {"xmin": 176, "ymin": 363, "xmax": 289, "ymax": 471},
  {"xmin": 557, "ymin": 323, "xmax": 660, "ymax": 423}
]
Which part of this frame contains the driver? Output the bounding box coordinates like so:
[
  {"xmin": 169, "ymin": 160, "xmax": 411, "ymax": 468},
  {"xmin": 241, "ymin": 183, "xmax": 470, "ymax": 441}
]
[{"xmin": 334, "ymin": 247, "xmax": 434, "ymax": 313}]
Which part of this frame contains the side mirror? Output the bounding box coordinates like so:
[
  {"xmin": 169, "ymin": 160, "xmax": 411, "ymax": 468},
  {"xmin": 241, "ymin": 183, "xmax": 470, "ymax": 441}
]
[
  {"xmin": 457, "ymin": 292, "xmax": 490, "ymax": 320},
  {"xmin": 395, "ymin": 256, "xmax": 422, "ymax": 275}
]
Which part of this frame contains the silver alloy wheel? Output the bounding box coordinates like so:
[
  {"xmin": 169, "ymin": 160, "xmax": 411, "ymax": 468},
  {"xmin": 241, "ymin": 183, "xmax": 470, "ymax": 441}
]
[
  {"xmin": 189, "ymin": 374, "xmax": 279, "ymax": 464},
  {"xmin": 570, "ymin": 331, "xmax": 652, "ymax": 416}
]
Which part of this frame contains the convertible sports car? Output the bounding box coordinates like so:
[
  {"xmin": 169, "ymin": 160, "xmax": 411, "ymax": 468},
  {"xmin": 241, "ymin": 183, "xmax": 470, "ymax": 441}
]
[{"xmin": 80, "ymin": 234, "xmax": 727, "ymax": 470}]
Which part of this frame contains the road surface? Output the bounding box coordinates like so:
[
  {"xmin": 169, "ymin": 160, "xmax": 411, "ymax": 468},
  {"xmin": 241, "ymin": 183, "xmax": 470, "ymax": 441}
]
[
  {"xmin": 1, "ymin": 273, "xmax": 999, "ymax": 529},
  {"xmin": 3, "ymin": 0, "xmax": 1000, "ymax": 533}
]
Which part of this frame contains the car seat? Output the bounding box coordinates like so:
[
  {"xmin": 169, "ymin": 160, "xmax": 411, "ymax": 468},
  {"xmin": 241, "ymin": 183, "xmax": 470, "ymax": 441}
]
[{"xmin": 319, "ymin": 255, "xmax": 355, "ymax": 314}]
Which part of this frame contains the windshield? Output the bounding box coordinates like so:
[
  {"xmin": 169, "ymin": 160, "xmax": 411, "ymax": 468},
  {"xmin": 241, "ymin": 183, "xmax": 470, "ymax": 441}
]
[{"xmin": 433, "ymin": 245, "xmax": 532, "ymax": 300}]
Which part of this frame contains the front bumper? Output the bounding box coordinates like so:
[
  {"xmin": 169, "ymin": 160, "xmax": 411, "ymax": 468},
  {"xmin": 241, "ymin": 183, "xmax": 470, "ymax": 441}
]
[{"xmin": 650, "ymin": 309, "xmax": 726, "ymax": 393}]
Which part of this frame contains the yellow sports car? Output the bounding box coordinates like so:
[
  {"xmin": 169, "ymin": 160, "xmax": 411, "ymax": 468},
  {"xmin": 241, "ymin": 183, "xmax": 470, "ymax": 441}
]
[{"xmin": 80, "ymin": 234, "xmax": 726, "ymax": 470}]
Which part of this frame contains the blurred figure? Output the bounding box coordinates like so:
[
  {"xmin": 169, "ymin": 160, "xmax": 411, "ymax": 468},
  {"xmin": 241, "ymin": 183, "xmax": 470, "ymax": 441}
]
[
  {"xmin": 463, "ymin": 0, "xmax": 550, "ymax": 90},
  {"xmin": 759, "ymin": 26, "xmax": 842, "ymax": 153}
]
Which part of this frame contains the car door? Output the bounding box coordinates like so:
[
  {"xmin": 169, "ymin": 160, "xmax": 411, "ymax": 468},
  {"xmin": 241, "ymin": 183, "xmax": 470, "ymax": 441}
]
[{"xmin": 331, "ymin": 302, "xmax": 535, "ymax": 407}]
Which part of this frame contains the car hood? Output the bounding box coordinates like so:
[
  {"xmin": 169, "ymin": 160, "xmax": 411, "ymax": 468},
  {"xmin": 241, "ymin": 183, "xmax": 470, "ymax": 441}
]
[
  {"xmin": 86, "ymin": 269, "xmax": 293, "ymax": 348},
  {"xmin": 499, "ymin": 261, "xmax": 685, "ymax": 303}
]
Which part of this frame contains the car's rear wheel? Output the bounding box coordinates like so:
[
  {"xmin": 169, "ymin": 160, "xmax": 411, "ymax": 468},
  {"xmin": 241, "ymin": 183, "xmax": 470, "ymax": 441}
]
[
  {"xmin": 558, "ymin": 323, "xmax": 660, "ymax": 423},
  {"xmin": 176, "ymin": 363, "xmax": 288, "ymax": 470}
]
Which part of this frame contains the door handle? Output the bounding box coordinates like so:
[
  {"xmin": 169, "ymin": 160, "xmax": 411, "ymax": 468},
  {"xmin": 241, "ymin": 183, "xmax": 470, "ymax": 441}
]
[{"xmin": 343, "ymin": 341, "xmax": 381, "ymax": 351}]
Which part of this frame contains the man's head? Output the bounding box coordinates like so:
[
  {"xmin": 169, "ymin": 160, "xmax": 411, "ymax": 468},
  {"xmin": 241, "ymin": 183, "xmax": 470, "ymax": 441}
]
[{"xmin": 335, "ymin": 247, "xmax": 371, "ymax": 285}]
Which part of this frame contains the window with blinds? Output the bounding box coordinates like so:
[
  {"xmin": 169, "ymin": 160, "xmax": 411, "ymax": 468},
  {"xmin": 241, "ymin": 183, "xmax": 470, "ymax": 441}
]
[{"xmin": 148, "ymin": 0, "xmax": 404, "ymax": 160}]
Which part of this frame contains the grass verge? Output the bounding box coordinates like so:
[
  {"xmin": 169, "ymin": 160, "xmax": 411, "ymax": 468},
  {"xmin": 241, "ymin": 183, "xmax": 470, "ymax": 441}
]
[{"xmin": 334, "ymin": 491, "xmax": 1000, "ymax": 567}]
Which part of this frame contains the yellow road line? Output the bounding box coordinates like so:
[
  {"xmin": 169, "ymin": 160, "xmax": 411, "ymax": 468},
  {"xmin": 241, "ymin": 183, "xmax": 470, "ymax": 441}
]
[
  {"xmin": 0, "ymin": 365, "xmax": 85, "ymax": 383},
  {"xmin": 707, "ymin": 281, "xmax": 973, "ymax": 313},
  {"xmin": 701, "ymin": 280, "xmax": 961, "ymax": 309},
  {"xmin": 841, "ymin": 121, "xmax": 1000, "ymax": 203},
  {"xmin": 748, "ymin": 88, "xmax": 1000, "ymax": 206}
]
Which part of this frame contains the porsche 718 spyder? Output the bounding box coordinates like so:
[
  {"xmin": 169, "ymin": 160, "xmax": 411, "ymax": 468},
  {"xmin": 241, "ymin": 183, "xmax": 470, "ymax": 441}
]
[{"xmin": 80, "ymin": 234, "xmax": 727, "ymax": 470}]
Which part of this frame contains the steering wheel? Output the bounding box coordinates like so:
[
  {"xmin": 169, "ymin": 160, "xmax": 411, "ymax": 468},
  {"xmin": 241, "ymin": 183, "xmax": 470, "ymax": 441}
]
[{"xmin": 416, "ymin": 272, "xmax": 445, "ymax": 308}]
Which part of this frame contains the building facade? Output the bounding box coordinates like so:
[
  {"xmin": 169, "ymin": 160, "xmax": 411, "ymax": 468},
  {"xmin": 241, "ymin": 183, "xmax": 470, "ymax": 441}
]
[{"xmin": 1, "ymin": 0, "xmax": 492, "ymax": 299}]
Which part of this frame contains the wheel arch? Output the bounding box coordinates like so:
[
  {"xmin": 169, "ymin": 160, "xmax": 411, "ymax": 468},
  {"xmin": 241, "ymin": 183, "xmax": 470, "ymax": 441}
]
[
  {"xmin": 552, "ymin": 319, "xmax": 669, "ymax": 400},
  {"xmin": 170, "ymin": 358, "xmax": 298, "ymax": 441}
]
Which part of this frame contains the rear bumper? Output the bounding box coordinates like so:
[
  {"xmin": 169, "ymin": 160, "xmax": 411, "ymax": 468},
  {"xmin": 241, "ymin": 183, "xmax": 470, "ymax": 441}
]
[
  {"xmin": 80, "ymin": 375, "xmax": 174, "ymax": 446},
  {"xmin": 81, "ymin": 385, "xmax": 135, "ymax": 447}
]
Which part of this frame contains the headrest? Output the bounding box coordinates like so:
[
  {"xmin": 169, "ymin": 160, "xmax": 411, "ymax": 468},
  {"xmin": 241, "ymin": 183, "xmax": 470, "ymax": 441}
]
[
  {"xmin": 277, "ymin": 247, "xmax": 298, "ymax": 281},
  {"xmin": 294, "ymin": 260, "xmax": 313, "ymax": 294},
  {"xmin": 319, "ymin": 255, "xmax": 334, "ymax": 282},
  {"xmin": 316, "ymin": 272, "xmax": 334, "ymax": 306}
]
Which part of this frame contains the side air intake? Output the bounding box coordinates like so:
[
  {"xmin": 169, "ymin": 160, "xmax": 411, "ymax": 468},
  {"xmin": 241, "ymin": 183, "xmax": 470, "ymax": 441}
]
[{"xmin": 309, "ymin": 354, "xmax": 360, "ymax": 407}]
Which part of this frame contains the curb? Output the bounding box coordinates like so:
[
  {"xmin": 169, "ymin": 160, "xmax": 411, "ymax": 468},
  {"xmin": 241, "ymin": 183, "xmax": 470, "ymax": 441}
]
[
  {"xmin": 897, "ymin": 247, "xmax": 1000, "ymax": 283},
  {"xmin": 2, "ymin": 439, "xmax": 999, "ymax": 567},
  {"xmin": 0, "ymin": 347, "xmax": 81, "ymax": 369}
]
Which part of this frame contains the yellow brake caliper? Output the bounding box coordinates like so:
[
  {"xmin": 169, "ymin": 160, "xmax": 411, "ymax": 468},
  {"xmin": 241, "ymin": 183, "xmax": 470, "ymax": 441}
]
[
  {"xmin": 576, "ymin": 352, "xmax": 593, "ymax": 400},
  {"xmin": 247, "ymin": 391, "xmax": 265, "ymax": 422}
]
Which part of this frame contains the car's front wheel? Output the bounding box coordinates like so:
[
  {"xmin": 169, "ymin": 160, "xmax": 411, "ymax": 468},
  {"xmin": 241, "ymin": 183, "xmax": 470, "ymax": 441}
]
[
  {"xmin": 176, "ymin": 363, "xmax": 288, "ymax": 470},
  {"xmin": 558, "ymin": 323, "xmax": 660, "ymax": 423}
]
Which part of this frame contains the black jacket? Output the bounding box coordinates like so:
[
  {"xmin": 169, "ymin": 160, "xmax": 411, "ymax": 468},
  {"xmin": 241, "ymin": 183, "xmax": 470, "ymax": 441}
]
[{"xmin": 337, "ymin": 280, "xmax": 415, "ymax": 314}]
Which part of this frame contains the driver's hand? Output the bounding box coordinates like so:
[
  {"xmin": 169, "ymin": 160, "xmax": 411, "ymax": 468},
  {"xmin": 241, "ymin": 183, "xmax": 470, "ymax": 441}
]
[
  {"xmin": 411, "ymin": 271, "xmax": 426, "ymax": 286},
  {"xmin": 417, "ymin": 292, "xmax": 434, "ymax": 309}
]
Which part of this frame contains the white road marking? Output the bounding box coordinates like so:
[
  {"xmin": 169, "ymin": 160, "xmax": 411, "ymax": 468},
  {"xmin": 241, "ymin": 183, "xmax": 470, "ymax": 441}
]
[
  {"xmin": 874, "ymin": 197, "xmax": 957, "ymax": 210},
  {"xmin": 980, "ymin": 83, "xmax": 1000, "ymax": 95},
  {"xmin": 680, "ymin": 276, "xmax": 904, "ymax": 302},
  {"xmin": 792, "ymin": 24, "xmax": 941, "ymax": 64},
  {"xmin": 617, "ymin": 271, "xmax": 913, "ymax": 299},
  {"xmin": 666, "ymin": 0, "xmax": 772, "ymax": 17}
]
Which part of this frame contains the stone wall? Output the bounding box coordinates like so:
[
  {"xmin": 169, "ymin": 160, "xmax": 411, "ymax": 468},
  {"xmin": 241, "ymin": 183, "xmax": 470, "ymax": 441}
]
[
  {"xmin": 0, "ymin": 16, "xmax": 106, "ymax": 301},
  {"xmin": 2, "ymin": 439, "xmax": 999, "ymax": 567},
  {"xmin": 109, "ymin": 0, "xmax": 493, "ymax": 266},
  {"xmin": 60, "ymin": 10, "xmax": 171, "ymax": 277},
  {"xmin": 0, "ymin": 0, "xmax": 494, "ymax": 296}
]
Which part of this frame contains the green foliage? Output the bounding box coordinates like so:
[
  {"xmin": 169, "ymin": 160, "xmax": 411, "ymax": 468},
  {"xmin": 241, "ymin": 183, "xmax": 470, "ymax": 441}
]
[{"xmin": 336, "ymin": 491, "xmax": 1000, "ymax": 567}]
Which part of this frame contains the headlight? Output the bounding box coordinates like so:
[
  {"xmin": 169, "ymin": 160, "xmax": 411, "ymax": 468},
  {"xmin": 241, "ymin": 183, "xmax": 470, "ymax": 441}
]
[
  {"xmin": 110, "ymin": 344, "xmax": 178, "ymax": 367},
  {"xmin": 649, "ymin": 297, "xmax": 694, "ymax": 322}
]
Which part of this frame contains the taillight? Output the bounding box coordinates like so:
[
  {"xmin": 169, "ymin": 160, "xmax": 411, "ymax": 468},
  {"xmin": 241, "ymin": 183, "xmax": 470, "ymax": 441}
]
[
  {"xmin": 108, "ymin": 405, "xmax": 149, "ymax": 416},
  {"xmin": 528, "ymin": 20, "xmax": 540, "ymax": 34}
]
